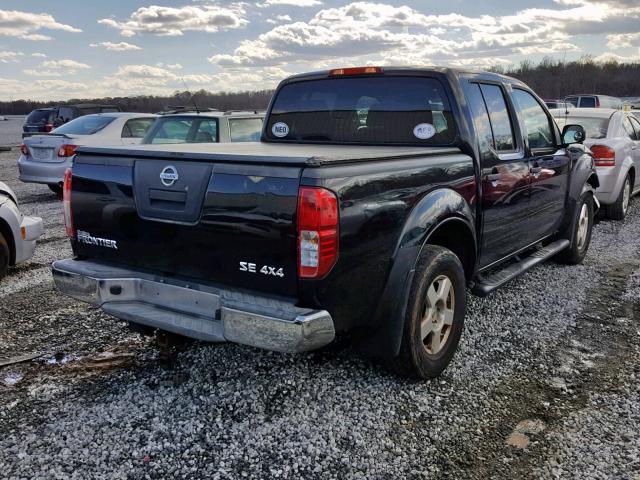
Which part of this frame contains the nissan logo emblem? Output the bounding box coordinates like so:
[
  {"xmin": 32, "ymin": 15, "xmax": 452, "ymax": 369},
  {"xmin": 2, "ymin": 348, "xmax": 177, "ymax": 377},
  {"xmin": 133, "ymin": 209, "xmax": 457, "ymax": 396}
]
[{"xmin": 160, "ymin": 165, "xmax": 179, "ymax": 187}]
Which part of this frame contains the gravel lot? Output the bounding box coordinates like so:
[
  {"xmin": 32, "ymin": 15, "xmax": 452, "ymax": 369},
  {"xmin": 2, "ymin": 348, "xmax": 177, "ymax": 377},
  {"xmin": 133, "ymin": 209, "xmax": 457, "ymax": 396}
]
[{"xmin": 1, "ymin": 145, "xmax": 639, "ymax": 480}]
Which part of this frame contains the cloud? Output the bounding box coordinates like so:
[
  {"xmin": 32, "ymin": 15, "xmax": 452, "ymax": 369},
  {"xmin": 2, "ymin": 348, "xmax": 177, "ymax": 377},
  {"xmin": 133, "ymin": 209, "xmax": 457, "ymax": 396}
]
[
  {"xmin": 31, "ymin": 52, "xmax": 47, "ymax": 58},
  {"xmin": 209, "ymin": 1, "xmax": 640, "ymax": 69},
  {"xmin": 607, "ymin": 32, "xmax": 640, "ymax": 49},
  {"xmin": 41, "ymin": 59, "xmax": 91, "ymax": 70},
  {"xmin": 0, "ymin": 51, "xmax": 23, "ymax": 63},
  {"xmin": 260, "ymin": 0, "xmax": 322, "ymax": 6},
  {"xmin": 0, "ymin": 9, "xmax": 81, "ymax": 40},
  {"xmin": 90, "ymin": 41, "xmax": 142, "ymax": 51},
  {"xmin": 98, "ymin": 4, "xmax": 248, "ymax": 37},
  {"xmin": 592, "ymin": 51, "xmax": 640, "ymax": 63},
  {"xmin": 23, "ymin": 69, "xmax": 62, "ymax": 77}
]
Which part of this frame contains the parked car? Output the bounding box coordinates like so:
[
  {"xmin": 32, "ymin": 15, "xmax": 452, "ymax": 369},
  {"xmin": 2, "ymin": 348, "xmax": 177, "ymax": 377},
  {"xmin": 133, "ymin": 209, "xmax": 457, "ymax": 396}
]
[
  {"xmin": 143, "ymin": 110, "xmax": 264, "ymax": 144},
  {"xmin": 52, "ymin": 67, "xmax": 598, "ymax": 379},
  {"xmin": 22, "ymin": 104, "xmax": 122, "ymax": 137},
  {"xmin": 544, "ymin": 99, "xmax": 571, "ymax": 110},
  {"xmin": 553, "ymin": 108, "xmax": 640, "ymax": 220},
  {"xmin": 564, "ymin": 95, "xmax": 622, "ymax": 109},
  {"xmin": 22, "ymin": 108, "xmax": 56, "ymax": 136},
  {"xmin": 0, "ymin": 181, "xmax": 43, "ymax": 280},
  {"xmin": 19, "ymin": 113, "xmax": 157, "ymax": 194}
]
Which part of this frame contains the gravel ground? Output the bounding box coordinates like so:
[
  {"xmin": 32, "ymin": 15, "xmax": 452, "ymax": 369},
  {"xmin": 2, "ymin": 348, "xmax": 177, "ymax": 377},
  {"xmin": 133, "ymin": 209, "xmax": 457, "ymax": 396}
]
[{"xmin": 1, "ymin": 147, "xmax": 639, "ymax": 479}]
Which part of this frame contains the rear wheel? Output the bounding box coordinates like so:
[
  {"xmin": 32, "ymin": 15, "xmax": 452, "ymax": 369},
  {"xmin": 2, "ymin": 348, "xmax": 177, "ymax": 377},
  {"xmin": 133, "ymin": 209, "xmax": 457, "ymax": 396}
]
[
  {"xmin": 389, "ymin": 245, "xmax": 466, "ymax": 379},
  {"xmin": 606, "ymin": 174, "xmax": 631, "ymax": 221},
  {"xmin": 48, "ymin": 183, "xmax": 63, "ymax": 196},
  {"xmin": 0, "ymin": 232, "xmax": 9, "ymax": 280},
  {"xmin": 556, "ymin": 193, "xmax": 594, "ymax": 265}
]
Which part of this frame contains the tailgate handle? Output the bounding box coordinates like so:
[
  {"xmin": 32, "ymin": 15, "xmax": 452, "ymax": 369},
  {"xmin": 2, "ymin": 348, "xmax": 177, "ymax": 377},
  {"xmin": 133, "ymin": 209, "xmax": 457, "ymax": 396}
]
[{"xmin": 149, "ymin": 189, "xmax": 187, "ymax": 203}]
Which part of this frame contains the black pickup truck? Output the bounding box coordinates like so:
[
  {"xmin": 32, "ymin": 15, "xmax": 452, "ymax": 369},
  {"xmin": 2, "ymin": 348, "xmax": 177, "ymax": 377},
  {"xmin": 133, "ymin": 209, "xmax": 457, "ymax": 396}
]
[{"xmin": 52, "ymin": 67, "xmax": 598, "ymax": 378}]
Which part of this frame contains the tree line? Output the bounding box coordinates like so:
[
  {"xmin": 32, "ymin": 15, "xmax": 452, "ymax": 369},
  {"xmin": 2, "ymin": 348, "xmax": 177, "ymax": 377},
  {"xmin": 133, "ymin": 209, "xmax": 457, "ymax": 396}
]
[
  {"xmin": 2, "ymin": 57, "xmax": 639, "ymax": 115},
  {"xmin": 491, "ymin": 56, "xmax": 640, "ymax": 99},
  {"xmin": 0, "ymin": 89, "xmax": 275, "ymax": 115}
]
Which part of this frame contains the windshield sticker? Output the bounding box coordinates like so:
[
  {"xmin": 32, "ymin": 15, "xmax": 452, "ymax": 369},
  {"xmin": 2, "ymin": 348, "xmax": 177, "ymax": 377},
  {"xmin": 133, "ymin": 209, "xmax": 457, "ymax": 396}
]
[
  {"xmin": 272, "ymin": 122, "xmax": 290, "ymax": 138},
  {"xmin": 413, "ymin": 123, "xmax": 436, "ymax": 140}
]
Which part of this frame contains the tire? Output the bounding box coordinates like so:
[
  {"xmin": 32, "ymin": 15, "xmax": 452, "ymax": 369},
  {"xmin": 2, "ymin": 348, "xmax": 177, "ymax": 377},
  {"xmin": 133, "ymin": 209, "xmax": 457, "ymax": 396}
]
[
  {"xmin": 0, "ymin": 232, "xmax": 9, "ymax": 280},
  {"xmin": 48, "ymin": 183, "xmax": 63, "ymax": 196},
  {"xmin": 389, "ymin": 245, "xmax": 466, "ymax": 379},
  {"xmin": 556, "ymin": 193, "xmax": 594, "ymax": 265},
  {"xmin": 606, "ymin": 174, "xmax": 631, "ymax": 221}
]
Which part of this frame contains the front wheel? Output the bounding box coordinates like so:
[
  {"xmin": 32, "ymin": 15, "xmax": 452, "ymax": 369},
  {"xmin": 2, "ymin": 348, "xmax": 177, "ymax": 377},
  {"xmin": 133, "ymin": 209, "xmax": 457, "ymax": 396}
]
[
  {"xmin": 389, "ymin": 245, "xmax": 466, "ymax": 379},
  {"xmin": 556, "ymin": 193, "xmax": 594, "ymax": 265}
]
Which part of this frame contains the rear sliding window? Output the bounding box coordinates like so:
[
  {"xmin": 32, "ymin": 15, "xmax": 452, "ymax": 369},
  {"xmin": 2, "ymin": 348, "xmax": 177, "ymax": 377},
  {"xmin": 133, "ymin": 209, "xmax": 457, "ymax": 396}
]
[
  {"xmin": 52, "ymin": 115, "xmax": 115, "ymax": 135},
  {"xmin": 266, "ymin": 76, "xmax": 456, "ymax": 145}
]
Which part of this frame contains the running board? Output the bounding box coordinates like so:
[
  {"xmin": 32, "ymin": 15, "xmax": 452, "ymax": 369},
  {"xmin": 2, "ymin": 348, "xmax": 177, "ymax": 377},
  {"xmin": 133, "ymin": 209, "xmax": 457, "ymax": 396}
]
[{"xmin": 472, "ymin": 239, "xmax": 570, "ymax": 297}]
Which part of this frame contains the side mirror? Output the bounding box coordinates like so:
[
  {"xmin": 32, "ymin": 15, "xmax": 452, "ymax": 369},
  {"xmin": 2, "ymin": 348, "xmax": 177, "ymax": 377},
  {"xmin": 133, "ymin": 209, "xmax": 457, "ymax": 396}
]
[{"xmin": 562, "ymin": 124, "xmax": 586, "ymax": 145}]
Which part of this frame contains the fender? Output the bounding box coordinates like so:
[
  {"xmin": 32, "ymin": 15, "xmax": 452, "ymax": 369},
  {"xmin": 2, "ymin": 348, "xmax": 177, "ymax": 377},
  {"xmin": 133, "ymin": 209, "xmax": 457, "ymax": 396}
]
[
  {"xmin": 358, "ymin": 188, "xmax": 476, "ymax": 356},
  {"xmin": 559, "ymin": 145, "xmax": 599, "ymax": 242}
]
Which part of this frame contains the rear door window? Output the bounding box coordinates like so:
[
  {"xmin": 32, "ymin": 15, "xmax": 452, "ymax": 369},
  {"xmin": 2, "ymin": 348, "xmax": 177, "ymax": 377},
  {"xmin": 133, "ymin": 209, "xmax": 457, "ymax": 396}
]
[
  {"xmin": 228, "ymin": 118, "xmax": 263, "ymax": 142},
  {"xmin": 57, "ymin": 106, "xmax": 75, "ymax": 122},
  {"xmin": 122, "ymin": 118, "xmax": 155, "ymax": 138},
  {"xmin": 479, "ymin": 84, "xmax": 516, "ymax": 151},
  {"xmin": 465, "ymin": 83, "xmax": 495, "ymax": 154},
  {"xmin": 565, "ymin": 97, "xmax": 579, "ymax": 107},
  {"xmin": 512, "ymin": 89, "xmax": 555, "ymax": 150},
  {"xmin": 579, "ymin": 97, "xmax": 596, "ymax": 108}
]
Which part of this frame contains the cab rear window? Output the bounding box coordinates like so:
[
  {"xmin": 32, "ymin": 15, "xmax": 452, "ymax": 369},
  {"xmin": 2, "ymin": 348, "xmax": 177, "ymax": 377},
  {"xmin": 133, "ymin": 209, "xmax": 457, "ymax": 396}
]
[{"xmin": 266, "ymin": 76, "xmax": 456, "ymax": 145}]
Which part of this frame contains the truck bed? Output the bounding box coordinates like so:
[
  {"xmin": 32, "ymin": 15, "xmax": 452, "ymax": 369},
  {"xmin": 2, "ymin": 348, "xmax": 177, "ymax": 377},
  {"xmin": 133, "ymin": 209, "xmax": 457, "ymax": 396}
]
[{"xmin": 77, "ymin": 142, "xmax": 461, "ymax": 167}]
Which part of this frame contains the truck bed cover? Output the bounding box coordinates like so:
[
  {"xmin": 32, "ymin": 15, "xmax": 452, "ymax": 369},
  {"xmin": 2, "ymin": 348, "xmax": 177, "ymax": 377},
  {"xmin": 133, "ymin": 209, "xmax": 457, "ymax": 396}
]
[{"xmin": 76, "ymin": 142, "xmax": 461, "ymax": 167}]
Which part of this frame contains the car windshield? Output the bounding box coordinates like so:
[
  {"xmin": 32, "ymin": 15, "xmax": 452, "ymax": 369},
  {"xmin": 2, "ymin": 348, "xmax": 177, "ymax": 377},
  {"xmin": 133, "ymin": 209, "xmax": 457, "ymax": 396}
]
[
  {"xmin": 554, "ymin": 116, "xmax": 610, "ymax": 139},
  {"xmin": 144, "ymin": 117, "xmax": 219, "ymax": 144},
  {"xmin": 52, "ymin": 115, "xmax": 116, "ymax": 135},
  {"xmin": 26, "ymin": 110, "xmax": 52, "ymax": 124},
  {"xmin": 266, "ymin": 76, "xmax": 456, "ymax": 145}
]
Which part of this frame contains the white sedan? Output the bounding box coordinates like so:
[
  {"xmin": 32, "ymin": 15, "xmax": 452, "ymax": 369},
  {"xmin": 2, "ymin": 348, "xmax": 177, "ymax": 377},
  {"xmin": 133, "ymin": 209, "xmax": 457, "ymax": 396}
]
[
  {"xmin": 553, "ymin": 108, "xmax": 640, "ymax": 220},
  {"xmin": 18, "ymin": 112, "xmax": 157, "ymax": 194},
  {"xmin": 0, "ymin": 181, "xmax": 43, "ymax": 280}
]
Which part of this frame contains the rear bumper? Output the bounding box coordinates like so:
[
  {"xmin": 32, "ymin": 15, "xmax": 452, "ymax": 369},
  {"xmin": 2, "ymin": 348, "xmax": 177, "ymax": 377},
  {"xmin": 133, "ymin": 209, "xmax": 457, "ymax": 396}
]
[
  {"xmin": 18, "ymin": 155, "xmax": 70, "ymax": 185},
  {"xmin": 51, "ymin": 259, "xmax": 335, "ymax": 353}
]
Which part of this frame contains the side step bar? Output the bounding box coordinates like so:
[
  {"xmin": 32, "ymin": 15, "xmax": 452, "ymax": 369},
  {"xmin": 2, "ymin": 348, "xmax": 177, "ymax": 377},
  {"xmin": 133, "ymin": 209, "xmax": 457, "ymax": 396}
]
[{"xmin": 472, "ymin": 239, "xmax": 570, "ymax": 297}]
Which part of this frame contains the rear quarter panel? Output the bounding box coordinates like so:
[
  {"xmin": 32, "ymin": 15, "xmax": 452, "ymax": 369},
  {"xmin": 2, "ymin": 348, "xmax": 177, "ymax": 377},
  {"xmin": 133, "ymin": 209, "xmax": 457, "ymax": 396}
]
[{"xmin": 299, "ymin": 153, "xmax": 476, "ymax": 334}]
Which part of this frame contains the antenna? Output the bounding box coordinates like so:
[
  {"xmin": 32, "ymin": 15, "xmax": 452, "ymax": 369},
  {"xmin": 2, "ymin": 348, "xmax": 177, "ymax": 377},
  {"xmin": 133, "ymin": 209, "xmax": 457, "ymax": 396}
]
[{"xmin": 181, "ymin": 78, "xmax": 200, "ymax": 114}]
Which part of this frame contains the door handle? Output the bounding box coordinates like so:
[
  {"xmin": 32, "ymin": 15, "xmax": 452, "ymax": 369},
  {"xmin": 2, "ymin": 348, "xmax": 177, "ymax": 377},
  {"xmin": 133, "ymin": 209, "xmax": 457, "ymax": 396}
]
[{"xmin": 484, "ymin": 169, "xmax": 501, "ymax": 182}]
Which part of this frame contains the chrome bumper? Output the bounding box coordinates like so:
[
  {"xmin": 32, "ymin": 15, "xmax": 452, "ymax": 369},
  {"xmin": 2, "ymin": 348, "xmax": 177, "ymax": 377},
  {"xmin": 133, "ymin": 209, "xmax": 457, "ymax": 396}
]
[{"xmin": 51, "ymin": 259, "xmax": 335, "ymax": 353}]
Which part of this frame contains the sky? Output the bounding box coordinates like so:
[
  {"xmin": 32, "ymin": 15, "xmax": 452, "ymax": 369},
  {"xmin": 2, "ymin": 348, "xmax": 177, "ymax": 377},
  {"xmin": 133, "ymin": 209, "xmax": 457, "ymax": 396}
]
[{"xmin": 0, "ymin": 0, "xmax": 639, "ymax": 101}]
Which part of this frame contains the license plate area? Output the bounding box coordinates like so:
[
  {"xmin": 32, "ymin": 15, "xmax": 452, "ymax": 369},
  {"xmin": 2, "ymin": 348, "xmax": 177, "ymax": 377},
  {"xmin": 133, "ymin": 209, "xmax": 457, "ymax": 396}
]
[{"xmin": 31, "ymin": 148, "xmax": 54, "ymax": 162}]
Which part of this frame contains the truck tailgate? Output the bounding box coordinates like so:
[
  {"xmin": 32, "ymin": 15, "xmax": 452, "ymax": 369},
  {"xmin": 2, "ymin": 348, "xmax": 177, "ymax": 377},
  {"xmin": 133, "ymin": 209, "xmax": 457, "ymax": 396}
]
[{"xmin": 71, "ymin": 153, "xmax": 300, "ymax": 297}]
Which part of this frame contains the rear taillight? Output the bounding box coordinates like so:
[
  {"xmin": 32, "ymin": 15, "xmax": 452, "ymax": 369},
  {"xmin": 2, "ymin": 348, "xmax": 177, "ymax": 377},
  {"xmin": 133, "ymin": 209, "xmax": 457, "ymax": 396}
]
[
  {"xmin": 297, "ymin": 187, "xmax": 339, "ymax": 279},
  {"xmin": 58, "ymin": 144, "xmax": 77, "ymax": 157},
  {"xmin": 44, "ymin": 123, "xmax": 53, "ymax": 132},
  {"xmin": 591, "ymin": 145, "xmax": 615, "ymax": 167},
  {"xmin": 63, "ymin": 168, "xmax": 74, "ymax": 238},
  {"xmin": 20, "ymin": 144, "xmax": 28, "ymax": 155}
]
